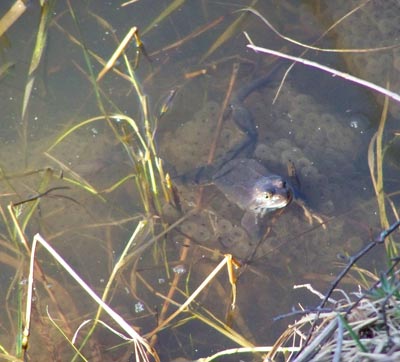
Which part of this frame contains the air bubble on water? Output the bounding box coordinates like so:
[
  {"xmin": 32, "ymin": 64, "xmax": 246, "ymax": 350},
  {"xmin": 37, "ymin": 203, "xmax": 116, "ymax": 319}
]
[
  {"xmin": 173, "ymin": 265, "xmax": 187, "ymax": 275},
  {"xmin": 134, "ymin": 302, "xmax": 145, "ymax": 314},
  {"xmin": 349, "ymin": 120, "xmax": 359, "ymax": 129},
  {"xmin": 348, "ymin": 113, "xmax": 369, "ymax": 133}
]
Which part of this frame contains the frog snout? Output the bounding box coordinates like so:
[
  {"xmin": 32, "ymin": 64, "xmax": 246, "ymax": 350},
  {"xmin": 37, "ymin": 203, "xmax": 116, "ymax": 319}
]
[
  {"xmin": 271, "ymin": 187, "xmax": 291, "ymax": 204},
  {"xmin": 275, "ymin": 186, "xmax": 292, "ymax": 204}
]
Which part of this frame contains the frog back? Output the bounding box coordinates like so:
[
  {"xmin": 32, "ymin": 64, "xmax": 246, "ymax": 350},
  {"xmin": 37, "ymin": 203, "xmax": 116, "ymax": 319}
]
[{"xmin": 212, "ymin": 158, "xmax": 270, "ymax": 210}]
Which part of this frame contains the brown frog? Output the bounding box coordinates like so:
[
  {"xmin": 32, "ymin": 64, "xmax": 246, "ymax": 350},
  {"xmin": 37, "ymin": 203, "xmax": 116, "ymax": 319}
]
[
  {"xmin": 193, "ymin": 62, "xmax": 293, "ymax": 239},
  {"xmin": 212, "ymin": 158, "xmax": 292, "ymax": 239}
]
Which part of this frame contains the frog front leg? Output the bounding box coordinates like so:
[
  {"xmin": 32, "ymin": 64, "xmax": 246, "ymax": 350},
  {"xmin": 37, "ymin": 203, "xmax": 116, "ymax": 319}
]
[{"xmin": 241, "ymin": 209, "xmax": 262, "ymax": 241}]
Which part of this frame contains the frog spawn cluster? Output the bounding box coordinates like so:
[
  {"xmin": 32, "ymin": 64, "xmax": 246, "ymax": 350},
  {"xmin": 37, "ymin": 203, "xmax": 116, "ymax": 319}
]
[
  {"xmin": 254, "ymin": 83, "xmax": 368, "ymax": 215},
  {"xmin": 323, "ymin": 0, "xmax": 400, "ymax": 116},
  {"xmin": 160, "ymin": 101, "xmax": 243, "ymax": 172},
  {"xmin": 161, "ymin": 72, "xmax": 370, "ymax": 261},
  {"xmin": 164, "ymin": 204, "xmax": 275, "ymax": 260}
]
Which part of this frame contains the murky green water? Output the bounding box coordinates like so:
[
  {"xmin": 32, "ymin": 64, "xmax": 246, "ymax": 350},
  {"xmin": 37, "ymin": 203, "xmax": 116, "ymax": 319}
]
[{"xmin": 0, "ymin": 1, "xmax": 398, "ymax": 361}]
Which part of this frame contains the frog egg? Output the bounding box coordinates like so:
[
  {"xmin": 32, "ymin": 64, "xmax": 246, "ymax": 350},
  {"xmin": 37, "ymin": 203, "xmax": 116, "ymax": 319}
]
[
  {"xmin": 319, "ymin": 113, "xmax": 336, "ymax": 126},
  {"xmin": 194, "ymin": 111, "xmax": 208, "ymax": 123},
  {"xmin": 313, "ymin": 174, "xmax": 329, "ymax": 187},
  {"xmin": 293, "ymin": 128, "xmax": 308, "ymax": 147},
  {"xmin": 281, "ymin": 147, "xmax": 303, "ymax": 164},
  {"xmin": 310, "ymin": 126, "xmax": 328, "ymax": 146},
  {"xmin": 220, "ymin": 128, "xmax": 242, "ymax": 150},
  {"xmin": 308, "ymin": 109, "xmax": 323, "ymax": 123},
  {"xmin": 216, "ymin": 218, "xmax": 233, "ymax": 235},
  {"xmin": 318, "ymin": 200, "xmax": 336, "ymax": 215},
  {"xmin": 292, "ymin": 94, "xmax": 314, "ymax": 109},
  {"xmin": 273, "ymin": 138, "xmax": 292, "ymax": 151},
  {"xmin": 204, "ymin": 101, "xmax": 220, "ymax": 118},
  {"xmin": 219, "ymin": 233, "xmax": 235, "ymax": 249},
  {"xmin": 228, "ymin": 226, "xmax": 248, "ymax": 243},
  {"xmin": 254, "ymin": 143, "xmax": 277, "ymax": 163},
  {"xmin": 180, "ymin": 221, "xmax": 210, "ymax": 241},
  {"xmin": 230, "ymin": 239, "xmax": 252, "ymax": 259},
  {"xmin": 287, "ymin": 108, "xmax": 304, "ymax": 121},
  {"xmin": 344, "ymin": 236, "xmax": 364, "ymax": 252},
  {"xmin": 292, "ymin": 94, "xmax": 315, "ymax": 115},
  {"xmin": 300, "ymin": 164, "xmax": 319, "ymax": 179},
  {"xmin": 195, "ymin": 224, "xmax": 211, "ymax": 242},
  {"xmin": 295, "ymin": 157, "xmax": 312, "ymax": 169},
  {"xmin": 180, "ymin": 221, "xmax": 197, "ymax": 238}
]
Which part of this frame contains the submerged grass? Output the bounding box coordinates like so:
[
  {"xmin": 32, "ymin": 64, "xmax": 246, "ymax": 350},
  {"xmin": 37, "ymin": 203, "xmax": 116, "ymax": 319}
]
[
  {"xmin": 0, "ymin": 2, "xmax": 174, "ymax": 360},
  {"xmin": 1, "ymin": 2, "xmax": 244, "ymax": 360},
  {"xmin": 20, "ymin": 0, "xmax": 56, "ymax": 159}
]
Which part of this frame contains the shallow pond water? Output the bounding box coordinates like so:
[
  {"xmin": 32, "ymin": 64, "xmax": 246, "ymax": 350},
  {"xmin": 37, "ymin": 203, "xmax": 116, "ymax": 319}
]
[{"xmin": 0, "ymin": 1, "xmax": 398, "ymax": 361}]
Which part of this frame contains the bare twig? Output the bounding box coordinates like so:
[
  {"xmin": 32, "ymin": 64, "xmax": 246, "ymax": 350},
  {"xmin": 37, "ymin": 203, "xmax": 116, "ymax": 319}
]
[{"xmin": 245, "ymin": 41, "xmax": 400, "ymax": 104}]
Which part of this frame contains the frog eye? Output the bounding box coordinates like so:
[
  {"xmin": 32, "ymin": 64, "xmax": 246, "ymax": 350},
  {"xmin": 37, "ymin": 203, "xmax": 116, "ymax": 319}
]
[{"xmin": 264, "ymin": 191, "xmax": 272, "ymax": 199}]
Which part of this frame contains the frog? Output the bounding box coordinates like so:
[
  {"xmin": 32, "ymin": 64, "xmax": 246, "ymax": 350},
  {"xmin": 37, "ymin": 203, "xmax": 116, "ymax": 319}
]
[
  {"xmin": 191, "ymin": 62, "xmax": 294, "ymax": 240},
  {"xmin": 212, "ymin": 158, "xmax": 292, "ymax": 240}
]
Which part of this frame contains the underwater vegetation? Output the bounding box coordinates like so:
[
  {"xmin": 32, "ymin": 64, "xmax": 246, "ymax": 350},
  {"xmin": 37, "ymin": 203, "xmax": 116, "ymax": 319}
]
[{"xmin": 0, "ymin": 1, "xmax": 399, "ymax": 361}]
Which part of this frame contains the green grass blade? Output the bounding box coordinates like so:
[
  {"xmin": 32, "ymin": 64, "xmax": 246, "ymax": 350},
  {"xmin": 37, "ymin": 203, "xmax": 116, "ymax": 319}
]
[
  {"xmin": 142, "ymin": 0, "xmax": 185, "ymax": 35},
  {"xmin": 337, "ymin": 314, "xmax": 367, "ymax": 352},
  {"xmin": 200, "ymin": 0, "xmax": 258, "ymax": 62},
  {"xmin": 21, "ymin": 0, "xmax": 55, "ymax": 121}
]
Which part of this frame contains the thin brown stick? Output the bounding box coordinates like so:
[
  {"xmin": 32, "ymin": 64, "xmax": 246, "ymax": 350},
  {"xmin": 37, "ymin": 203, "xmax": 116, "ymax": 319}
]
[
  {"xmin": 246, "ymin": 42, "xmax": 400, "ymax": 104},
  {"xmin": 207, "ymin": 63, "xmax": 239, "ymax": 165},
  {"xmin": 0, "ymin": 0, "xmax": 27, "ymax": 37},
  {"xmin": 147, "ymin": 257, "xmax": 229, "ymax": 337},
  {"xmin": 241, "ymin": 2, "xmax": 397, "ymax": 54},
  {"xmin": 96, "ymin": 26, "xmax": 138, "ymax": 82}
]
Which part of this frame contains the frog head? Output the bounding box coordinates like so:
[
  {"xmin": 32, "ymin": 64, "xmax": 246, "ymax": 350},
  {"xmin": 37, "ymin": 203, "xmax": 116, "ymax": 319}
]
[{"xmin": 250, "ymin": 176, "xmax": 293, "ymax": 217}]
